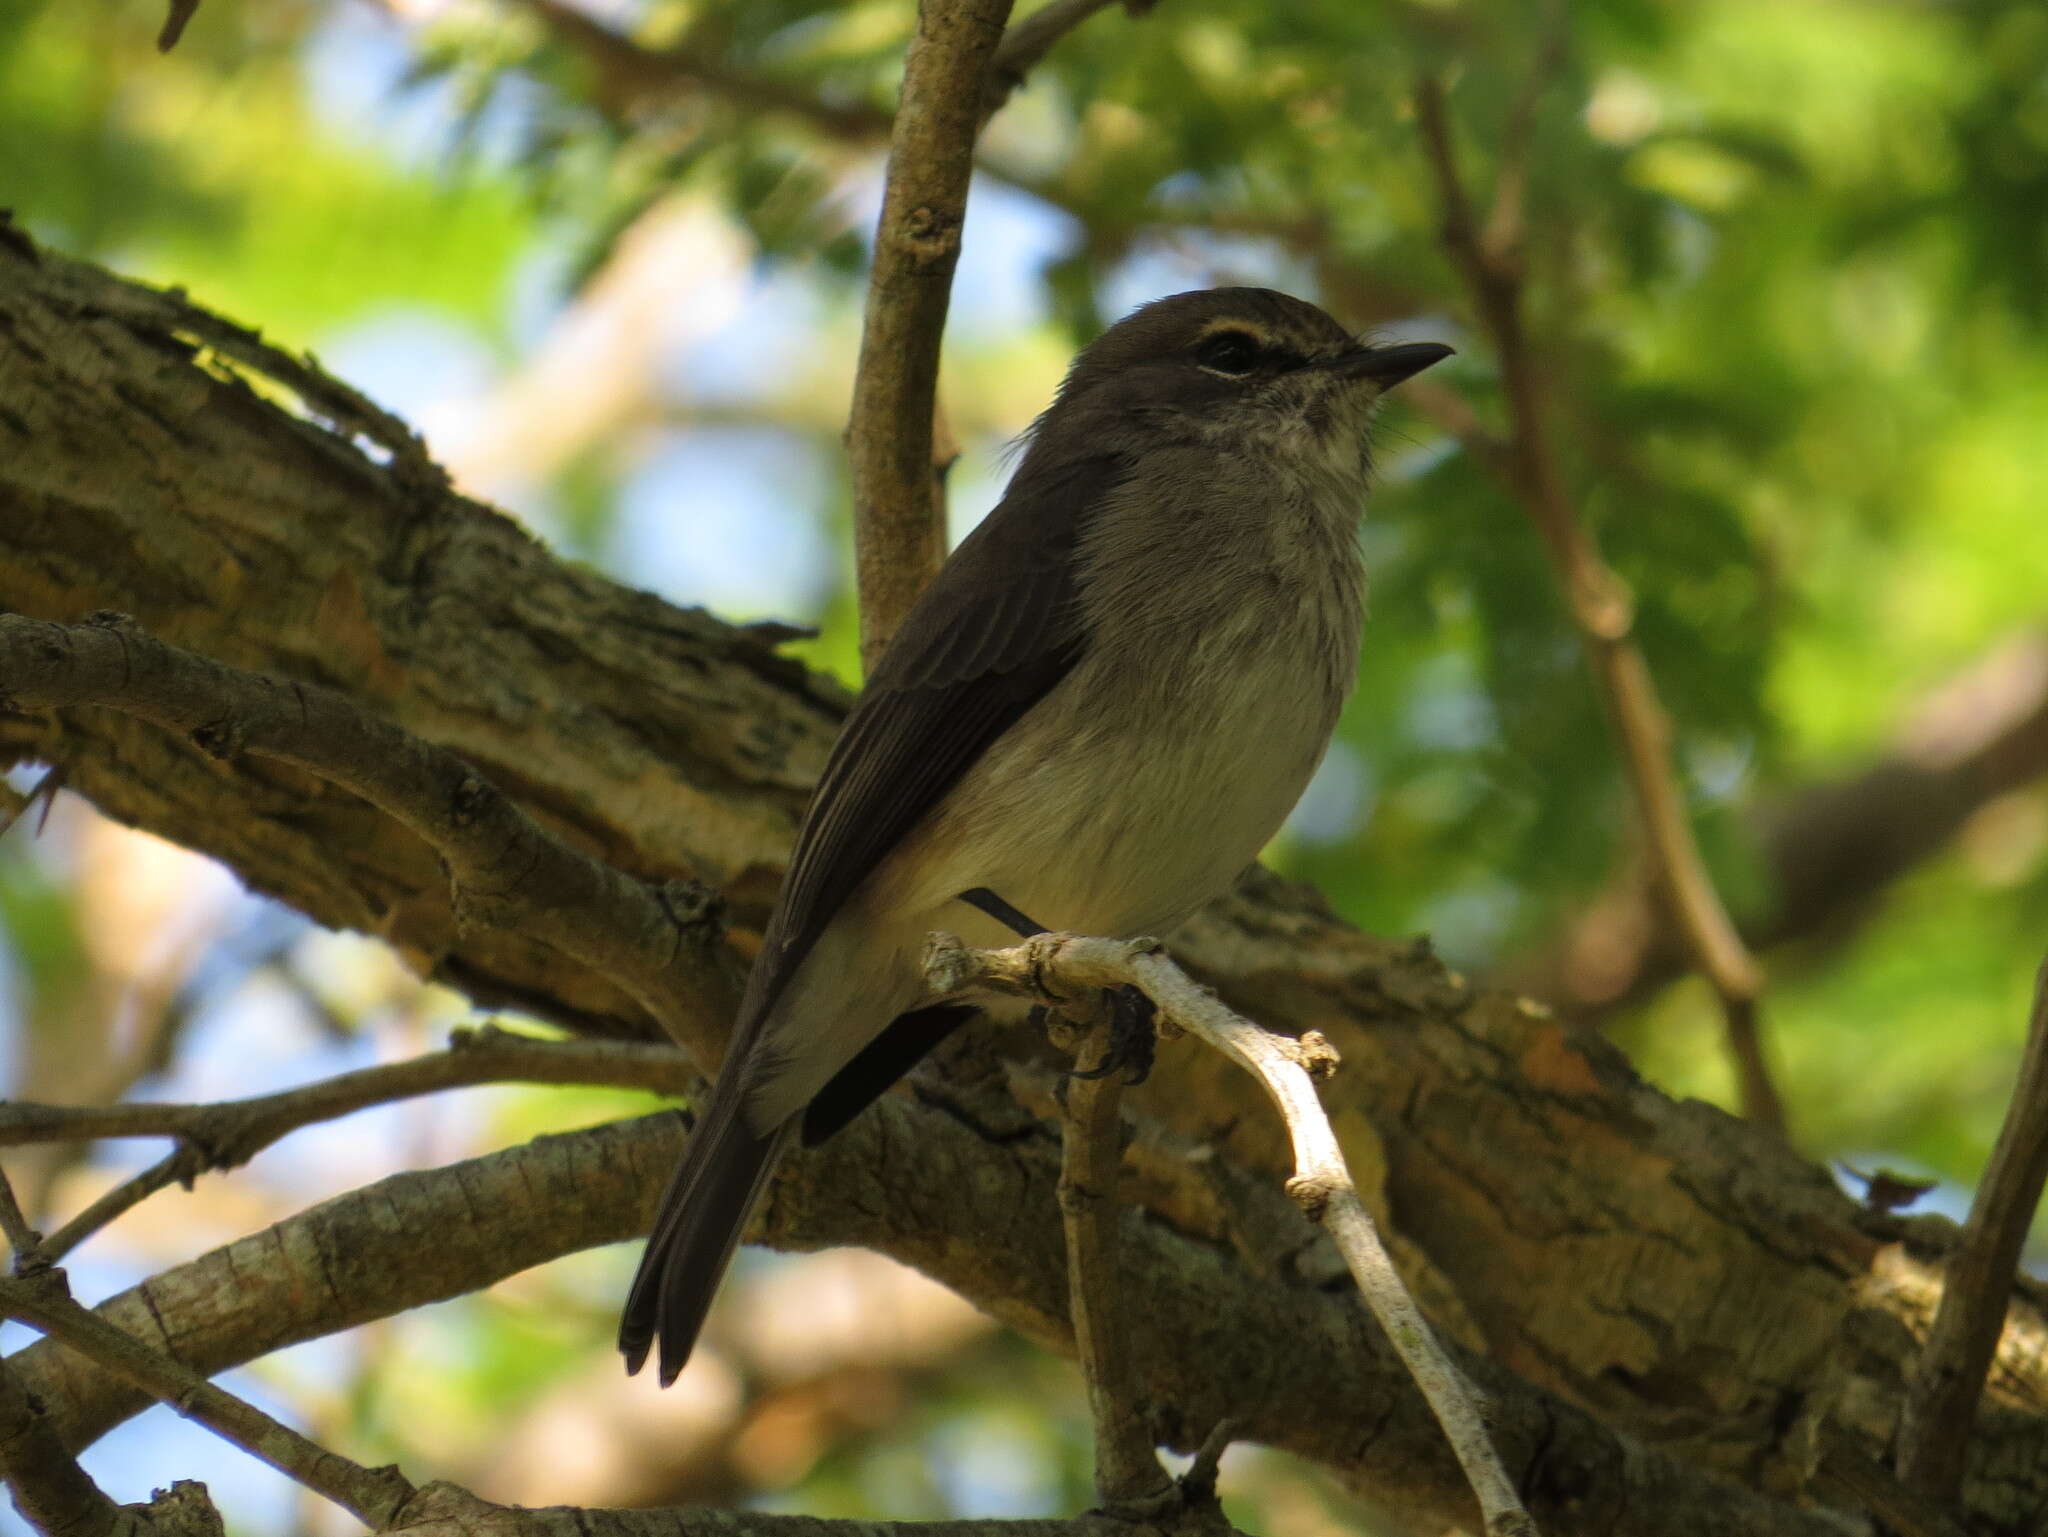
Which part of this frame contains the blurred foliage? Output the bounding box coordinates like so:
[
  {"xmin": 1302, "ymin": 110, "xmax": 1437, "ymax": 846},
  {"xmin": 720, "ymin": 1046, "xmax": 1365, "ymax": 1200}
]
[{"xmin": 7, "ymin": 0, "xmax": 2048, "ymax": 1529}]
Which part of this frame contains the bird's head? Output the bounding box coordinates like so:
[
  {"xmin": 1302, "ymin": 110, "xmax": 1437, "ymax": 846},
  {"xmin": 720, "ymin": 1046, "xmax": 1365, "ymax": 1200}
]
[{"xmin": 1041, "ymin": 287, "xmax": 1451, "ymax": 465}]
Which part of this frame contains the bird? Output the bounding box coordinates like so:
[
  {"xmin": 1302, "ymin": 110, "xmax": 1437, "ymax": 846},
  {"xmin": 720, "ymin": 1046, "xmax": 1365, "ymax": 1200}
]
[{"xmin": 619, "ymin": 287, "xmax": 1451, "ymax": 1384}]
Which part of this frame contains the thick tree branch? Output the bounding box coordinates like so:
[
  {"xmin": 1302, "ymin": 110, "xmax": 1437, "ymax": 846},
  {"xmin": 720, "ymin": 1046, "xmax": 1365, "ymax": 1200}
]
[
  {"xmin": 846, "ymin": 0, "xmax": 1016, "ymax": 668},
  {"xmin": 1412, "ymin": 73, "xmax": 1784, "ymax": 1133},
  {"xmin": 0, "ymin": 1351, "xmax": 123, "ymax": 1537},
  {"xmin": 8, "ymin": 228, "xmax": 2047, "ymax": 1531},
  {"xmin": 9, "ymin": 1098, "xmax": 1852, "ymax": 1536},
  {"xmin": 1, "ymin": 217, "xmax": 843, "ymax": 1045},
  {"xmin": 0, "ymin": 613, "xmax": 737, "ymax": 1069}
]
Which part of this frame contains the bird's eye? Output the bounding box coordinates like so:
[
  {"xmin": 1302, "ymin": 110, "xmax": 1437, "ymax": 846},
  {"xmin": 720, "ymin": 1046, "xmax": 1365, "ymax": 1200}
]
[{"xmin": 1195, "ymin": 331, "xmax": 1262, "ymax": 375}]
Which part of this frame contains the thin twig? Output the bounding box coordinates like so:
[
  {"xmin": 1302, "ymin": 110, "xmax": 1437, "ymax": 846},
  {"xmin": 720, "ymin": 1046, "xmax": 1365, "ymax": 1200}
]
[
  {"xmin": 926, "ymin": 932, "xmax": 1539, "ymax": 1537},
  {"xmin": 1055, "ymin": 1018, "xmax": 1172, "ymax": 1507},
  {"xmin": 0, "ymin": 1349, "xmax": 121, "ymax": 1537},
  {"xmin": 0, "ymin": 1027, "xmax": 687, "ymax": 1149},
  {"xmin": 0, "ymin": 1163, "xmax": 44, "ymax": 1271},
  {"xmin": 1899, "ymin": 954, "xmax": 2048, "ymax": 1499},
  {"xmin": 1411, "ymin": 72, "xmax": 1782, "ymax": 1135},
  {"xmin": 1478, "ymin": 0, "xmax": 1567, "ymax": 268},
  {"xmin": 0, "ymin": 614, "xmax": 737, "ymax": 1068},
  {"xmin": 156, "ymin": 0, "xmax": 201, "ymax": 52},
  {"xmin": 1, "ymin": 1026, "xmax": 690, "ymax": 1262},
  {"xmin": 37, "ymin": 1150, "xmax": 191, "ymax": 1268},
  {"xmin": 511, "ymin": 0, "xmax": 1137, "ymax": 144},
  {"xmin": 0, "ymin": 1272, "xmax": 416, "ymax": 1527},
  {"xmin": 0, "ymin": 764, "xmax": 64, "ymax": 840},
  {"xmin": 846, "ymin": 0, "xmax": 1017, "ymax": 670},
  {"xmin": 981, "ymin": 0, "xmax": 1143, "ymax": 122},
  {"xmin": 510, "ymin": 0, "xmax": 894, "ymax": 140}
]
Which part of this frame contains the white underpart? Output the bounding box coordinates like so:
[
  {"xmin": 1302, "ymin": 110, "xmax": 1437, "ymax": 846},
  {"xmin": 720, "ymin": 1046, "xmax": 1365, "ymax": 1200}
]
[{"xmin": 746, "ymin": 381, "xmax": 1378, "ymax": 1132}]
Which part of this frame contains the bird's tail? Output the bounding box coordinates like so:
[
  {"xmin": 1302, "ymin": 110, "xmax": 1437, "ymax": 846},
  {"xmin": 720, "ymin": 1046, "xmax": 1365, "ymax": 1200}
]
[{"xmin": 619, "ymin": 1074, "xmax": 794, "ymax": 1385}]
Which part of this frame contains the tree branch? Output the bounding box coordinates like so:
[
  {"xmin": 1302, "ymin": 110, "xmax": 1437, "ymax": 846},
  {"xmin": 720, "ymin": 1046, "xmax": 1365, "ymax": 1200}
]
[
  {"xmin": 508, "ymin": 0, "xmax": 1151, "ymax": 672},
  {"xmin": 34, "ymin": 1152, "xmax": 188, "ymax": 1270},
  {"xmin": 0, "ymin": 1026, "xmax": 685, "ymax": 1149},
  {"xmin": 0, "ymin": 1273, "xmax": 415, "ymax": 1527},
  {"xmin": 846, "ymin": 0, "xmax": 1016, "ymax": 669},
  {"xmin": 1899, "ymin": 954, "xmax": 2048, "ymax": 1498},
  {"xmin": 13, "ymin": 1083, "xmax": 1871, "ymax": 1536},
  {"xmin": 0, "ymin": 613, "xmax": 738, "ymax": 1069},
  {"xmin": 0, "ymin": 1163, "xmax": 43, "ymax": 1269},
  {"xmin": 0, "ymin": 1350, "xmax": 123, "ymax": 1537},
  {"xmin": 980, "ymin": 0, "xmax": 1147, "ymax": 122},
  {"xmin": 1411, "ymin": 72, "xmax": 1784, "ymax": 1134},
  {"xmin": 3, "ymin": 221, "xmax": 845, "ymax": 1046},
  {"xmin": 0, "ymin": 1026, "xmax": 689, "ymax": 1262},
  {"xmin": 386, "ymin": 1482, "xmax": 1201, "ymax": 1537},
  {"xmin": 509, "ymin": 0, "xmax": 896, "ymax": 141},
  {"xmin": 1053, "ymin": 1017, "xmax": 1172, "ymax": 1508},
  {"xmin": 511, "ymin": 0, "xmax": 1139, "ymax": 146},
  {"xmin": 929, "ymin": 933, "xmax": 1539, "ymax": 1536},
  {"xmin": 1503, "ymin": 628, "xmax": 2048, "ymax": 1019},
  {"xmin": 8, "ymin": 228, "xmax": 2044, "ymax": 1530}
]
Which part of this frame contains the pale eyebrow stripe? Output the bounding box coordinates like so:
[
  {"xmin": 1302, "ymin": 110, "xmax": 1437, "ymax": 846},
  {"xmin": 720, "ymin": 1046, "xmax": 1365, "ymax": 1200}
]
[{"xmin": 1194, "ymin": 317, "xmax": 1271, "ymax": 345}]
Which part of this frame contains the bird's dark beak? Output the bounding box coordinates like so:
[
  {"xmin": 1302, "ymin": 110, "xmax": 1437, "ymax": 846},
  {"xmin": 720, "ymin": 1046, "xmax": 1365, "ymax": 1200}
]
[{"xmin": 1331, "ymin": 341, "xmax": 1454, "ymax": 388}]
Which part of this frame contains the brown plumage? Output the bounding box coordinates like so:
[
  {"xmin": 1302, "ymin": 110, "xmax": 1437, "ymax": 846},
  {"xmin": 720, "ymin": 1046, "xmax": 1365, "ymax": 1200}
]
[{"xmin": 619, "ymin": 288, "xmax": 1450, "ymax": 1384}]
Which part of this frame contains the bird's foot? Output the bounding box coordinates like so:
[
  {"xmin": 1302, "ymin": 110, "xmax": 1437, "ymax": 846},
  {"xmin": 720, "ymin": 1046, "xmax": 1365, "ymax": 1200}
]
[{"xmin": 1069, "ymin": 983, "xmax": 1157, "ymax": 1086}]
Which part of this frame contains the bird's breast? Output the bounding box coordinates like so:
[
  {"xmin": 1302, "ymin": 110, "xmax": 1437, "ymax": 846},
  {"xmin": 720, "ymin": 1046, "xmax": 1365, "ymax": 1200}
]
[{"xmin": 896, "ymin": 561, "xmax": 1360, "ymax": 941}]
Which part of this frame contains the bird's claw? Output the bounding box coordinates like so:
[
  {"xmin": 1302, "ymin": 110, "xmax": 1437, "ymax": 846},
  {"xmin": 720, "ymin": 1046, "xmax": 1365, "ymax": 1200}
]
[{"xmin": 1069, "ymin": 984, "xmax": 1157, "ymax": 1086}]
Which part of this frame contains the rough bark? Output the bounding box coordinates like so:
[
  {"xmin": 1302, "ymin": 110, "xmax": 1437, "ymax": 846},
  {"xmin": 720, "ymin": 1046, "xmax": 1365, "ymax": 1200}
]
[
  {"xmin": 5, "ymin": 225, "xmax": 2047, "ymax": 1532},
  {"xmin": 0, "ymin": 217, "xmax": 841, "ymax": 1041}
]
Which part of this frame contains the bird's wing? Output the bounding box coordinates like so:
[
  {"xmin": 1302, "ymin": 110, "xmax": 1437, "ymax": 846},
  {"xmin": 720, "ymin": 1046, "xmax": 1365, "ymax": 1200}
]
[{"xmin": 734, "ymin": 451, "xmax": 1126, "ymax": 1047}]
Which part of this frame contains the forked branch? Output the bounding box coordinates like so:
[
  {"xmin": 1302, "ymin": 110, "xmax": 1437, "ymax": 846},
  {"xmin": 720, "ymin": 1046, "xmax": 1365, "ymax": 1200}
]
[
  {"xmin": 0, "ymin": 1026, "xmax": 691, "ymax": 1264},
  {"xmin": 925, "ymin": 931, "xmax": 1539, "ymax": 1537},
  {"xmin": 0, "ymin": 1272, "xmax": 416, "ymax": 1527}
]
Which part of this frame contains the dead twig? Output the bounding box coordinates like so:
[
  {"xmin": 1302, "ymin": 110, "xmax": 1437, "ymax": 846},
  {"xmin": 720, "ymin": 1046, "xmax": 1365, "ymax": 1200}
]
[
  {"xmin": 1411, "ymin": 70, "xmax": 1782, "ymax": 1135},
  {"xmin": 1898, "ymin": 954, "xmax": 2048, "ymax": 1499},
  {"xmin": 925, "ymin": 931, "xmax": 1539, "ymax": 1537}
]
